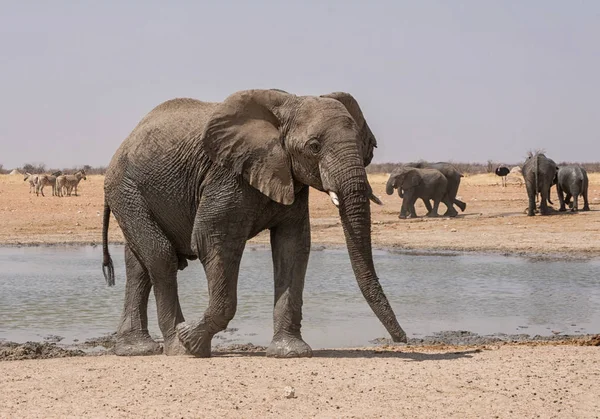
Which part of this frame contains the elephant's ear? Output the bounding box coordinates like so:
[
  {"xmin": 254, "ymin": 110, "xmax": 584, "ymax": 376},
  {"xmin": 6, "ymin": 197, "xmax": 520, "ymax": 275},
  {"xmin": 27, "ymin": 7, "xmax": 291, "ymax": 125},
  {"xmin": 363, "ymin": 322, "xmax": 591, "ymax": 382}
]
[
  {"xmin": 402, "ymin": 170, "xmax": 421, "ymax": 189},
  {"xmin": 201, "ymin": 90, "xmax": 295, "ymax": 205},
  {"xmin": 320, "ymin": 92, "xmax": 377, "ymax": 167}
]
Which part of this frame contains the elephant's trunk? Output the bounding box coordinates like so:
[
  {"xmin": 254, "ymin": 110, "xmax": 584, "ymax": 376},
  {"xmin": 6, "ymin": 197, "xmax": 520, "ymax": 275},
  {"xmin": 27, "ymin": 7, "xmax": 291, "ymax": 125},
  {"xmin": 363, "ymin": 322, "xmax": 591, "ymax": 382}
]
[
  {"xmin": 336, "ymin": 164, "xmax": 407, "ymax": 343},
  {"xmin": 385, "ymin": 174, "xmax": 397, "ymax": 195}
]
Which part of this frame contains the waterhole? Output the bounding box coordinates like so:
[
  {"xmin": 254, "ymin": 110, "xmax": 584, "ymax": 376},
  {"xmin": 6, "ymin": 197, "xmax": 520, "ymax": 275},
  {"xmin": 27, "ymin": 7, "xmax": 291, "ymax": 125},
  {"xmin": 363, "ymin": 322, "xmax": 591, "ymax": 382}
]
[{"xmin": 0, "ymin": 246, "xmax": 598, "ymax": 348}]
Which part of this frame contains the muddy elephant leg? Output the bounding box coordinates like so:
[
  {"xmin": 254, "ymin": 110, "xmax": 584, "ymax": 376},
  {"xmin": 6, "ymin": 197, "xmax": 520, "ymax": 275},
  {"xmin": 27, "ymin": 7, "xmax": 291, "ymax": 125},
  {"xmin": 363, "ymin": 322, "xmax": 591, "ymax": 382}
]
[
  {"xmin": 539, "ymin": 188, "xmax": 549, "ymax": 215},
  {"xmin": 177, "ymin": 240, "xmax": 244, "ymax": 357},
  {"xmin": 526, "ymin": 184, "xmax": 536, "ymax": 216},
  {"xmin": 582, "ymin": 192, "xmax": 590, "ymax": 211},
  {"xmin": 571, "ymin": 193, "xmax": 579, "ymax": 212},
  {"xmin": 116, "ymin": 196, "xmax": 186, "ymax": 356},
  {"xmin": 453, "ymin": 198, "xmax": 466, "ymax": 212},
  {"xmin": 114, "ymin": 245, "xmax": 162, "ymax": 356},
  {"xmin": 267, "ymin": 197, "xmax": 312, "ymax": 358},
  {"xmin": 442, "ymin": 196, "xmax": 458, "ymax": 217},
  {"xmin": 422, "ymin": 198, "xmax": 433, "ymax": 214},
  {"xmin": 426, "ymin": 199, "xmax": 441, "ymax": 217},
  {"xmin": 399, "ymin": 201, "xmax": 410, "ymax": 219}
]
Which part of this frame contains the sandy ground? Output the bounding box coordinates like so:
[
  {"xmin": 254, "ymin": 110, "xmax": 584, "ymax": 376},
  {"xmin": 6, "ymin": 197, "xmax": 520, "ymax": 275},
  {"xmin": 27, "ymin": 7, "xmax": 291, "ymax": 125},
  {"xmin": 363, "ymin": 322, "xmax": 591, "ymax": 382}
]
[
  {"xmin": 1, "ymin": 345, "xmax": 598, "ymax": 418},
  {"xmin": 2, "ymin": 172, "xmax": 599, "ymax": 418},
  {"xmin": 1, "ymin": 172, "xmax": 600, "ymax": 257}
]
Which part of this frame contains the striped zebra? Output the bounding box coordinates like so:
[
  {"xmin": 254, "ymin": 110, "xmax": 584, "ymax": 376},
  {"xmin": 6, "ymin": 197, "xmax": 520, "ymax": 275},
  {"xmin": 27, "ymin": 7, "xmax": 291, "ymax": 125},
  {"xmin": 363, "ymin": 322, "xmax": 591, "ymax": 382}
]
[
  {"xmin": 56, "ymin": 170, "xmax": 87, "ymax": 197},
  {"xmin": 35, "ymin": 171, "xmax": 63, "ymax": 197},
  {"xmin": 23, "ymin": 173, "xmax": 39, "ymax": 193}
]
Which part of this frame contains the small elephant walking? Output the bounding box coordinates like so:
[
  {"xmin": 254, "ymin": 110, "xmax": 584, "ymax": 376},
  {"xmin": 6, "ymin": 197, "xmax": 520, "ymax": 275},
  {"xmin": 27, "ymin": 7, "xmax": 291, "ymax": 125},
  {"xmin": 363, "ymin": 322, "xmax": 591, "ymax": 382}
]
[
  {"xmin": 522, "ymin": 152, "xmax": 558, "ymax": 216},
  {"xmin": 405, "ymin": 162, "xmax": 466, "ymax": 216},
  {"xmin": 386, "ymin": 167, "xmax": 448, "ymax": 219},
  {"xmin": 556, "ymin": 166, "xmax": 590, "ymax": 212}
]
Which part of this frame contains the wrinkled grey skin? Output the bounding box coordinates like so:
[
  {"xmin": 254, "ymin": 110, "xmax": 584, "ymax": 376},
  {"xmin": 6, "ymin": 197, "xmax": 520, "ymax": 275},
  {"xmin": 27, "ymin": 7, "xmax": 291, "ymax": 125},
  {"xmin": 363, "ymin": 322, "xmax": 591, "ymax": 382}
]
[
  {"xmin": 386, "ymin": 167, "xmax": 448, "ymax": 219},
  {"xmin": 102, "ymin": 89, "xmax": 407, "ymax": 358},
  {"xmin": 405, "ymin": 162, "xmax": 466, "ymax": 216},
  {"xmin": 521, "ymin": 153, "xmax": 558, "ymax": 216},
  {"xmin": 556, "ymin": 166, "xmax": 590, "ymax": 212}
]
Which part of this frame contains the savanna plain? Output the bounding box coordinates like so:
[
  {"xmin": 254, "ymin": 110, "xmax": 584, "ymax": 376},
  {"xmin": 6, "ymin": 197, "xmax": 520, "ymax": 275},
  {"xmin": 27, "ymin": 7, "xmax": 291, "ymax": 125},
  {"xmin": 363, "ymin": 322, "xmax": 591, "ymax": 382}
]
[{"xmin": 1, "ymin": 172, "xmax": 599, "ymax": 418}]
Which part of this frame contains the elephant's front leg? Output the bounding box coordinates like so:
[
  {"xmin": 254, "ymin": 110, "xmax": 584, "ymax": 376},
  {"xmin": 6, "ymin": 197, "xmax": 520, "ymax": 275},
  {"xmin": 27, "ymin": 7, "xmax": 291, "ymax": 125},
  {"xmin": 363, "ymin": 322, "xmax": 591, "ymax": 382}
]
[
  {"xmin": 176, "ymin": 241, "xmax": 245, "ymax": 357},
  {"xmin": 267, "ymin": 209, "xmax": 313, "ymax": 358}
]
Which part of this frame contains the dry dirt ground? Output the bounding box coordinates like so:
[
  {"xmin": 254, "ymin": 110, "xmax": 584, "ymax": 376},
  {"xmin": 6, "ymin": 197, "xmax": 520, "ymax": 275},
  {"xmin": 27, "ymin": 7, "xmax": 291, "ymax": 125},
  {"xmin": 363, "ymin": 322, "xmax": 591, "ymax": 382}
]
[
  {"xmin": 1, "ymin": 172, "xmax": 599, "ymax": 257},
  {"xmin": 1, "ymin": 345, "xmax": 598, "ymax": 418}
]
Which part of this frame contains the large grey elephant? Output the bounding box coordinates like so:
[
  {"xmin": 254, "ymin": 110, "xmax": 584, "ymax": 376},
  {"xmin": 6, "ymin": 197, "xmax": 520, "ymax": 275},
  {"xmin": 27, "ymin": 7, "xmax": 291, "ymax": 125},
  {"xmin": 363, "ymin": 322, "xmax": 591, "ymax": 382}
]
[
  {"xmin": 385, "ymin": 167, "xmax": 447, "ymax": 218},
  {"xmin": 405, "ymin": 162, "xmax": 466, "ymax": 216},
  {"xmin": 521, "ymin": 152, "xmax": 558, "ymax": 216},
  {"xmin": 556, "ymin": 165, "xmax": 590, "ymax": 212},
  {"xmin": 101, "ymin": 89, "xmax": 407, "ymax": 358}
]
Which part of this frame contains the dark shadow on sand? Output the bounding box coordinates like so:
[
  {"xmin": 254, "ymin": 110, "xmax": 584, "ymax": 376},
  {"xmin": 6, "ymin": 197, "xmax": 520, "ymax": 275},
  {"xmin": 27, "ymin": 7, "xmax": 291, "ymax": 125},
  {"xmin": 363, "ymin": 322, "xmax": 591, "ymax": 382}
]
[{"xmin": 211, "ymin": 348, "xmax": 481, "ymax": 361}]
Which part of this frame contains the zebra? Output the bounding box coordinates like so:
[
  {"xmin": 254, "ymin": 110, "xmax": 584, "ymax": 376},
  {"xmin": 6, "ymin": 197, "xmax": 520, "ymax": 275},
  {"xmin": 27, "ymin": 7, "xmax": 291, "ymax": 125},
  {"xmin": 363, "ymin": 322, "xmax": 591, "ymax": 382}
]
[
  {"xmin": 23, "ymin": 173, "xmax": 39, "ymax": 193},
  {"xmin": 56, "ymin": 170, "xmax": 87, "ymax": 197},
  {"xmin": 35, "ymin": 171, "xmax": 63, "ymax": 197}
]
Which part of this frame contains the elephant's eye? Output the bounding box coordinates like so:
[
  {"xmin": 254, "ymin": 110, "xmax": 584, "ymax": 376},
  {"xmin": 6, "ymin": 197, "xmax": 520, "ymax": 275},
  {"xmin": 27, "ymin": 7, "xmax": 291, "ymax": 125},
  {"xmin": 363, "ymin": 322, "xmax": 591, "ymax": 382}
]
[{"xmin": 307, "ymin": 139, "xmax": 321, "ymax": 154}]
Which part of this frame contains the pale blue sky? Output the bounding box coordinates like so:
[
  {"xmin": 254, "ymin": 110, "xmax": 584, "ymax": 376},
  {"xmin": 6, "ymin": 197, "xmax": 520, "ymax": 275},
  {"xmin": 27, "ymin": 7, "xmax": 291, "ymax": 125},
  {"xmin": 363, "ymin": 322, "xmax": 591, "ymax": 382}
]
[{"xmin": 1, "ymin": 1, "xmax": 598, "ymax": 169}]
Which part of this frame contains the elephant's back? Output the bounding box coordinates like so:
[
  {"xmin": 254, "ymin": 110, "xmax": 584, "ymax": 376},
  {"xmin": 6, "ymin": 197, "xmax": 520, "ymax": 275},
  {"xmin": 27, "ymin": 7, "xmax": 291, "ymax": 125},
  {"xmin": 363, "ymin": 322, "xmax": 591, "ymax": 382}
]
[{"xmin": 106, "ymin": 98, "xmax": 217, "ymax": 177}]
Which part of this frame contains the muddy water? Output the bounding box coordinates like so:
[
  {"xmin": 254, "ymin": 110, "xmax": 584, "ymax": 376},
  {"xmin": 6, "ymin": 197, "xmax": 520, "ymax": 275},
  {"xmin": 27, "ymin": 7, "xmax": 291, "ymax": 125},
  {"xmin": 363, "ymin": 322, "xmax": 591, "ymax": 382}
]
[{"xmin": 0, "ymin": 246, "xmax": 598, "ymax": 349}]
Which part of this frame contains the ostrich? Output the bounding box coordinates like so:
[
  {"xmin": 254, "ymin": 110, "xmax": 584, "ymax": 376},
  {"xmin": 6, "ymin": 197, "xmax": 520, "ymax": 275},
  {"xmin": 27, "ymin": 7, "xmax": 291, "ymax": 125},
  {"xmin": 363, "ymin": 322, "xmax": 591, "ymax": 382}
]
[{"xmin": 495, "ymin": 166, "xmax": 510, "ymax": 187}]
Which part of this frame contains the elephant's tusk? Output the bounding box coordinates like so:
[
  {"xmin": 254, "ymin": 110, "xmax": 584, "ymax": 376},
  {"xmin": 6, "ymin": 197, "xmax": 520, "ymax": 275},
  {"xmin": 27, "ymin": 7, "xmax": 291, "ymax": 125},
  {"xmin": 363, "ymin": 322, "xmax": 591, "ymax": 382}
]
[
  {"xmin": 369, "ymin": 193, "xmax": 383, "ymax": 206},
  {"xmin": 329, "ymin": 191, "xmax": 340, "ymax": 207}
]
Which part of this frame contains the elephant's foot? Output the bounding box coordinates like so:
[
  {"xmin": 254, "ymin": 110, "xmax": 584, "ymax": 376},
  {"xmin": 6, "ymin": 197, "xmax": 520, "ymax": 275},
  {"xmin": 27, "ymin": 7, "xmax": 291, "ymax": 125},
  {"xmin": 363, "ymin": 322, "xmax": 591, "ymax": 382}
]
[
  {"xmin": 398, "ymin": 214, "xmax": 407, "ymax": 219},
  {"xmin": 455, "ymin": 201, "xmax": 467, "ymax": 212},
  {"xmin": 266, "ymin": 334, "xmax": 313, "ymax": 358},
  {"xmin": 559, "ymin": 207, "xmax": 567, "ymax": 212},
  {"xmin": 114, "ymin": 332, "xmax": 163, "ymax": 356},
  {"xmin": 163, "ymin": 334, "xmax": 189, "ymax": 356},
  {"xmin": 443, "ymin": 209, "xmax": 458, "ymax": 217},
  {"xmin": 176, "ymin": 321, "xmax": 212, "ymax": 357},
  {"xmin": 583, "ymin": 205, "xmax": 590, "ymax": 211},
  {"xmin": 425, "ymin": 212, "xmax": 439, "ymax": 218}
]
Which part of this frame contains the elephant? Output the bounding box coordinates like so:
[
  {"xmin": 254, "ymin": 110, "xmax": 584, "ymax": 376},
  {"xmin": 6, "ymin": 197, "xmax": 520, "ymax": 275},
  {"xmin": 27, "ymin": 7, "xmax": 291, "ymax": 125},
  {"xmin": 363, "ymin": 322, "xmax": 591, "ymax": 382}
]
[
  {"xmin": 404, "ymin": 162, "xmax": 466, "ymax": 216},
  {"xmin": 385, "ymin": 167, "xmax": 448, "ymax": 218},
  {"xmin": 521, "ymin": 152, "xmax": 558, "ymax": 216},
  {"xmin": 556, "ymin": 166, "xmax": 590, "ymax": 212},
  {"xmin": 101, "ymin": 89, "xmax": 407, "ymax": 358}
]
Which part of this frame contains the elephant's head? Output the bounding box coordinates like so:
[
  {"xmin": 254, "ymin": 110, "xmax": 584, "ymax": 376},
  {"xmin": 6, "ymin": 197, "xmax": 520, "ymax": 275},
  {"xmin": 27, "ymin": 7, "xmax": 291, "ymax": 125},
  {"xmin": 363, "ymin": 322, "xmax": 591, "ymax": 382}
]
[
  {"xmin": 386, "ymin": 168, "xmax": 421, "ymax": 197},
  {"xmin": 200, "ymin": 89, "xmax": 406, "ymax": 342}
]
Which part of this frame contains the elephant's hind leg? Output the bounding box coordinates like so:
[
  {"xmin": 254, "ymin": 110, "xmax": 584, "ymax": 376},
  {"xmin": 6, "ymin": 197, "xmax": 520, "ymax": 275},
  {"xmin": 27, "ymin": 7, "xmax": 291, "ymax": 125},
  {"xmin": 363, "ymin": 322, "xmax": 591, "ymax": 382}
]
[
  {"xmin": 114, "ymin": 245, "xmax": 162, "ymax": 356},
  {"xmin": 115, "ymin": 195, "xmax": 186, "ymax": 356}
]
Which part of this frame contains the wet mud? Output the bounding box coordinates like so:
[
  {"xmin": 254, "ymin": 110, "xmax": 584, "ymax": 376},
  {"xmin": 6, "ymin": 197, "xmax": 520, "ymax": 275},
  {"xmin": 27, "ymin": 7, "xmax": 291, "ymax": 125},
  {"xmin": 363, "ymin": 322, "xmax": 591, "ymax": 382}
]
[
  {"xmin": 0, "ymin": 341, "xmax": 85, "ymax": 361},
  {"xmin": 1, "ymin": 331, "xmax": 597, "ymax": 361}
]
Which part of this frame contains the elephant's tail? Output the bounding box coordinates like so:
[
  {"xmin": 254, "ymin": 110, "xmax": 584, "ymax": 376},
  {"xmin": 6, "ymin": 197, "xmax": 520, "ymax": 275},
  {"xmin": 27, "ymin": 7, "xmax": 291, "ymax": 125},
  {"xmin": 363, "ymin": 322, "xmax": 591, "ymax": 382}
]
[
  {"xmin": 102, "ymin": 202, "xmax": 115, "ymax": 286},
  {"xmin": 534, "ymin": 153, "xmax": 540, "ymax": 200}
]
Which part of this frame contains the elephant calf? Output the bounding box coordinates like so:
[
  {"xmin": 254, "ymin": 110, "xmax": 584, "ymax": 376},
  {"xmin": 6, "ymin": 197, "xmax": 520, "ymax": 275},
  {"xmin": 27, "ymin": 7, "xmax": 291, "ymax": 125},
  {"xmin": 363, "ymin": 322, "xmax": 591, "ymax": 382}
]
[
  {"xmin": 556, "ymin": 166, "xmax": 590, "ymax": 212},
  {"xmin": 386, "ymin": 167, "xmax": 448, "ymax": 218}
]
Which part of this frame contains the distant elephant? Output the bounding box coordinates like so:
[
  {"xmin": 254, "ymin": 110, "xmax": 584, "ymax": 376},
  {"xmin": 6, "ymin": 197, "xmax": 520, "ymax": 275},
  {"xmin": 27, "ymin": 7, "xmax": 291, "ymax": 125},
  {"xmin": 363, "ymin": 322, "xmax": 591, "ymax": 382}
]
[
  {"xmin": 386, "ymin": 167, "xmax": 448, "ymax": 219},
  {"xmin": 404, "ymin": 162, "xmax": 466, "ymax": 216},
  {"xmin": 521, "ymin": 152, "xmax": 558, "ymax": 216},
  {"xmin": 101, "ymin": 89, "xmax": 407, "ymax": 358},
  {"xmin": 556, "ymin": 166, "xmax": 590, "ymax": 212}
]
